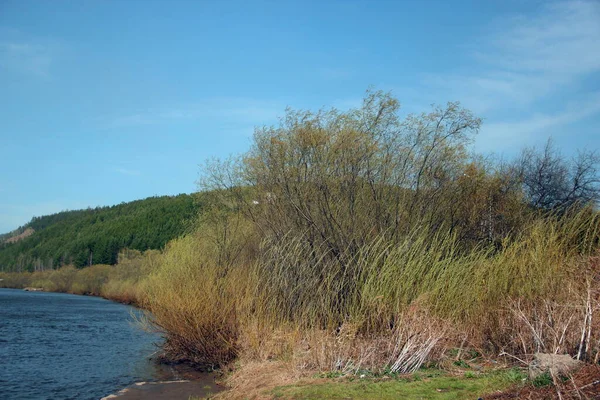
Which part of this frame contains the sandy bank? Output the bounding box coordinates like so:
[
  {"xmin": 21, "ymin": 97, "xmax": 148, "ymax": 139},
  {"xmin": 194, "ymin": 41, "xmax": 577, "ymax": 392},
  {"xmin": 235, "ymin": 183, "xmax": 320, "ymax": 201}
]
[{"xmin": 101, "ymin": 378, "xmax": 224, "ymax": 400}]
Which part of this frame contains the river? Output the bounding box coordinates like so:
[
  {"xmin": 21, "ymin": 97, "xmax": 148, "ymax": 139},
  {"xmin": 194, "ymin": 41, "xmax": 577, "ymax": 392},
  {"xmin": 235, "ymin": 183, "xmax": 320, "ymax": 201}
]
[{"xmin": 0, "ymin": 288, "xmax": 175, "ymax": 399}]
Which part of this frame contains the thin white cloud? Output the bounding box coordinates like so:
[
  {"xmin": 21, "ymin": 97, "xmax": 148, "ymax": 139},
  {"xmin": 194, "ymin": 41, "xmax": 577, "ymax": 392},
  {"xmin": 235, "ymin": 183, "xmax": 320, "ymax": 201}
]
[
  {"xmin": 477, "ymin": 96, "xmax": 600, "ymax": 151},
  {"xmin": 421, "ymin": 70, "xmax": 558, "ymax": 113},
  {"xmin": 0, "ymin": 41, "xmax": 54, "ymax": 77},
  {"xmin": 416, "ymin": 0, "xmax": 600, "ymax": 151},
  {"xmin": 111, "ymin": 114, "xmax": 156, "ymax": 127},
  {"xmin": 112, "ymin": 167, "xmax": 141, "ymax": 176},
  {"xmin": 109, "ymin": 98, "xmax": 282, "ymax": 128},
  {"xmin": 480, "ymin": 0, "xmax": 600, "ymax": 76}
]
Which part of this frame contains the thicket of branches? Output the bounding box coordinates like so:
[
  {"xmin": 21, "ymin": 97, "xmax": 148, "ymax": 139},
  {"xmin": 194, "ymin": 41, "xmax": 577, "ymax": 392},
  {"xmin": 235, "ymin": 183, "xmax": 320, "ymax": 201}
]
[
  {"xmin": 146, "ymin": 90, "xmax": 600, "ymax": 369},
  {"xmin": 203, "ymin": 90, "xmax": 598, "ymax": 259},
  {"xmin": 519, "ymin": 139, "xmax": 600, "ymax": 211}
]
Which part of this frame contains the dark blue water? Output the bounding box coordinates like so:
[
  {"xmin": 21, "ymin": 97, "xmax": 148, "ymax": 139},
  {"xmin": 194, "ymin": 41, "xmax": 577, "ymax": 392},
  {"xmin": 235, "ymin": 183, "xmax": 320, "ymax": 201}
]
[{"xmin": 0, "ymin": 288, "xmax": 167, "ymax": 400}]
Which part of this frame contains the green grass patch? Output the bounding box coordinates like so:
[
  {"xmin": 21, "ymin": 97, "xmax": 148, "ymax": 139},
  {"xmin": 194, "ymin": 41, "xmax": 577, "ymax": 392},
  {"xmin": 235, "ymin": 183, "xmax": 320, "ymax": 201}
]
[
  {"xmin": 532, "ymin": 371, "xmax": 553, "ymax": 388},
  {"xmin": 271, "ymin": 369, "xmax": 524, "ymax": 400}
]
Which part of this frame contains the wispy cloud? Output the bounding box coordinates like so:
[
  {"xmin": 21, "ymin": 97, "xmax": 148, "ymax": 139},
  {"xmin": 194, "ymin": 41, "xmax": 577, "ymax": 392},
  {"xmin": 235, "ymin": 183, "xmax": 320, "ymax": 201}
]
[
  {"xmin": 112, "ymin": 167, "xmax": 141, "ymax": 176},
  {"xmin": 416, "ymin": 0, "xmax": 600, "ymax": 151},
  {"xmin": 0, "ymin": 26, "xmax": 65, "ymax": 77},
  {"xmin": 110, "ymin": 114, "xmax": 156, "ymax": 127},
  {"xmin": 479, "ymin": 1, "xmax": 600, "ymax": 77},
  {"xmin": 109, "ymin": 98, "xmax": 283, "ymax": 128},
  {"xmin": 480, "ymin": 95, "xmax": 600, "ymax": 150},
  {"xmin": 0, "ymin": 41, "xmax": 54, "ymax": 77}
]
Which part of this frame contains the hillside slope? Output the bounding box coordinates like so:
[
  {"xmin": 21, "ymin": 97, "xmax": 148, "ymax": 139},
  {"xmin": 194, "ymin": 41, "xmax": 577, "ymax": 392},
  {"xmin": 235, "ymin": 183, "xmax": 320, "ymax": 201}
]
[{"xmin": 0, "ymin": 194, "xmax": 200, "ymax": 272}]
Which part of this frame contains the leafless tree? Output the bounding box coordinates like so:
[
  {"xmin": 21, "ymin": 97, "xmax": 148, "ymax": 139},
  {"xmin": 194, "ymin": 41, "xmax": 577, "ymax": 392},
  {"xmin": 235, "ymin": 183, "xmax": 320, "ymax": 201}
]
[{"xmin": 519, "ymin": 139, "xmax": 600, "ymax": 211}]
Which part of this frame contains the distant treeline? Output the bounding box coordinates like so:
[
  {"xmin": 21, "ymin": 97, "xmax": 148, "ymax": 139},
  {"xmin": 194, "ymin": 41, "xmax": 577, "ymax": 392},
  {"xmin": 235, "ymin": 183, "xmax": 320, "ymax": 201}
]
[{"xmin": 0, "ymin": 194, "xmax": 200, "ymax": 272}]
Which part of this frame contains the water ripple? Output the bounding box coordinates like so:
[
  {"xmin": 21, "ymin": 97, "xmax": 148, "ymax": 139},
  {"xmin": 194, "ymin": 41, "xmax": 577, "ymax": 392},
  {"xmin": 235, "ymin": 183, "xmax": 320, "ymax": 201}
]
[{"xmin": 0, "ymin": 289, "xmax": 167, "ymax": 400}]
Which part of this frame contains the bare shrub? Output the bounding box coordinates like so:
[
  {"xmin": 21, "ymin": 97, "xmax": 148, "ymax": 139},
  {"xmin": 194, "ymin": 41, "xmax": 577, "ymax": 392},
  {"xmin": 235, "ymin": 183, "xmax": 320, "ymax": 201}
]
[
  {"xmin": 387, "ymin": 310, "xmax": 449, "ymax": 373},
  {"xmin": 202, "ymin": 90, "xmax": 483, "ymax": 267},
  {"xmin": 239, "ymin": 307, "xmax": 451, "ymax": 376},
  {"xmin": 518, "ymin": 139, "xmax": 600, "ymax": 212}
]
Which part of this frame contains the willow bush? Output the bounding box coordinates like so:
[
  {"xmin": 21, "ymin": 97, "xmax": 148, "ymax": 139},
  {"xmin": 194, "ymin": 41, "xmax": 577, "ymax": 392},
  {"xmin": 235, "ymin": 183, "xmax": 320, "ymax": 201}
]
[{"xmin": 145, "ymin": 90, "xmax": 600, "ymax": 369}]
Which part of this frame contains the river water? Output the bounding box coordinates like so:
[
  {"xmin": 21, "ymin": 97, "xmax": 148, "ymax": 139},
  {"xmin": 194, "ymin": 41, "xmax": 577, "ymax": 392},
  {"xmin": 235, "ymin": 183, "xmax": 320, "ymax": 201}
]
[{"xmin": 0, "ymin": 288, "xmax": 168, "ymax": 400}]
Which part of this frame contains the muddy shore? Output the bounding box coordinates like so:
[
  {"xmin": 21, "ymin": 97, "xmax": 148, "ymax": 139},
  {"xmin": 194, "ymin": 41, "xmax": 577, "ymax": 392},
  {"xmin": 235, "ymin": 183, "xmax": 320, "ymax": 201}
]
[
  {"xmin": 101, "ymin": 365, "xmax": 225, "ymax": 400},
  {"xmin": 101, "ymin": 378, "xmax": 224, "ymax": 400}
]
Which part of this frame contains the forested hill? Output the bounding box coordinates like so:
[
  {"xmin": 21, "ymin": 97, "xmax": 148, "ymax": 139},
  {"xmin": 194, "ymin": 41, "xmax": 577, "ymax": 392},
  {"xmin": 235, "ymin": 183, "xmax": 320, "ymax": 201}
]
[{"xmin": 0, "ymin": 194, "xmax": 200, "ymax": 272}]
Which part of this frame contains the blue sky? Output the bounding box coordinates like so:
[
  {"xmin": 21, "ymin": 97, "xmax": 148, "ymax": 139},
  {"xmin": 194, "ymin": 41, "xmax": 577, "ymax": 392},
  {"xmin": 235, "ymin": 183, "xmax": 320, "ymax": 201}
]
[{"xmin": 1, "ymin": 0, "xmax": 599, "ymax": 233}]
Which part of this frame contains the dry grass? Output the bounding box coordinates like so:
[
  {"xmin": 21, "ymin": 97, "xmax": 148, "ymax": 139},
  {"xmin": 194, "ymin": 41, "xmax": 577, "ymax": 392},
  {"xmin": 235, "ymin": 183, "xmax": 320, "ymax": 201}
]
[
  {"xmin": 143, "ymin": 234, "xmax": 250, "ymax": 368},
  {"xmin": 217, "ymin": 360, "xmax": 307, "ymax": 400},
  {"xmin": 137, "ymin": 206, "xmax": 600, "ymax": 376}
]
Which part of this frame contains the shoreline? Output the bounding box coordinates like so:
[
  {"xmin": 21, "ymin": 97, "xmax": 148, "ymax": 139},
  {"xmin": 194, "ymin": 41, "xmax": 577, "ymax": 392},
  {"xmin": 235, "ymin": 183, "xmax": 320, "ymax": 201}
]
[
  {"xmin": 102, "ymin": 377, "xmax": 225, "ymax": 400},
  {"xmin": 0, "ymin": 284, "xmax": 141, "ymax": 307}
]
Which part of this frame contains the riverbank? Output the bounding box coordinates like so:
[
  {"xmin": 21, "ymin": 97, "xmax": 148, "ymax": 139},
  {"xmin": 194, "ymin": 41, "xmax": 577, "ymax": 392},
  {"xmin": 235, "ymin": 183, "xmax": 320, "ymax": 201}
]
[
  {"xmin": 102, "ymin": 361, "xmax": 226, "ymax": 399},
  {"xmin": 0, "ymin": 251, "xmax": 154, "ymax": 305},
  {"xmin": 0, "ymin": 280, "xmax": 141, "ymax": 306}
]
